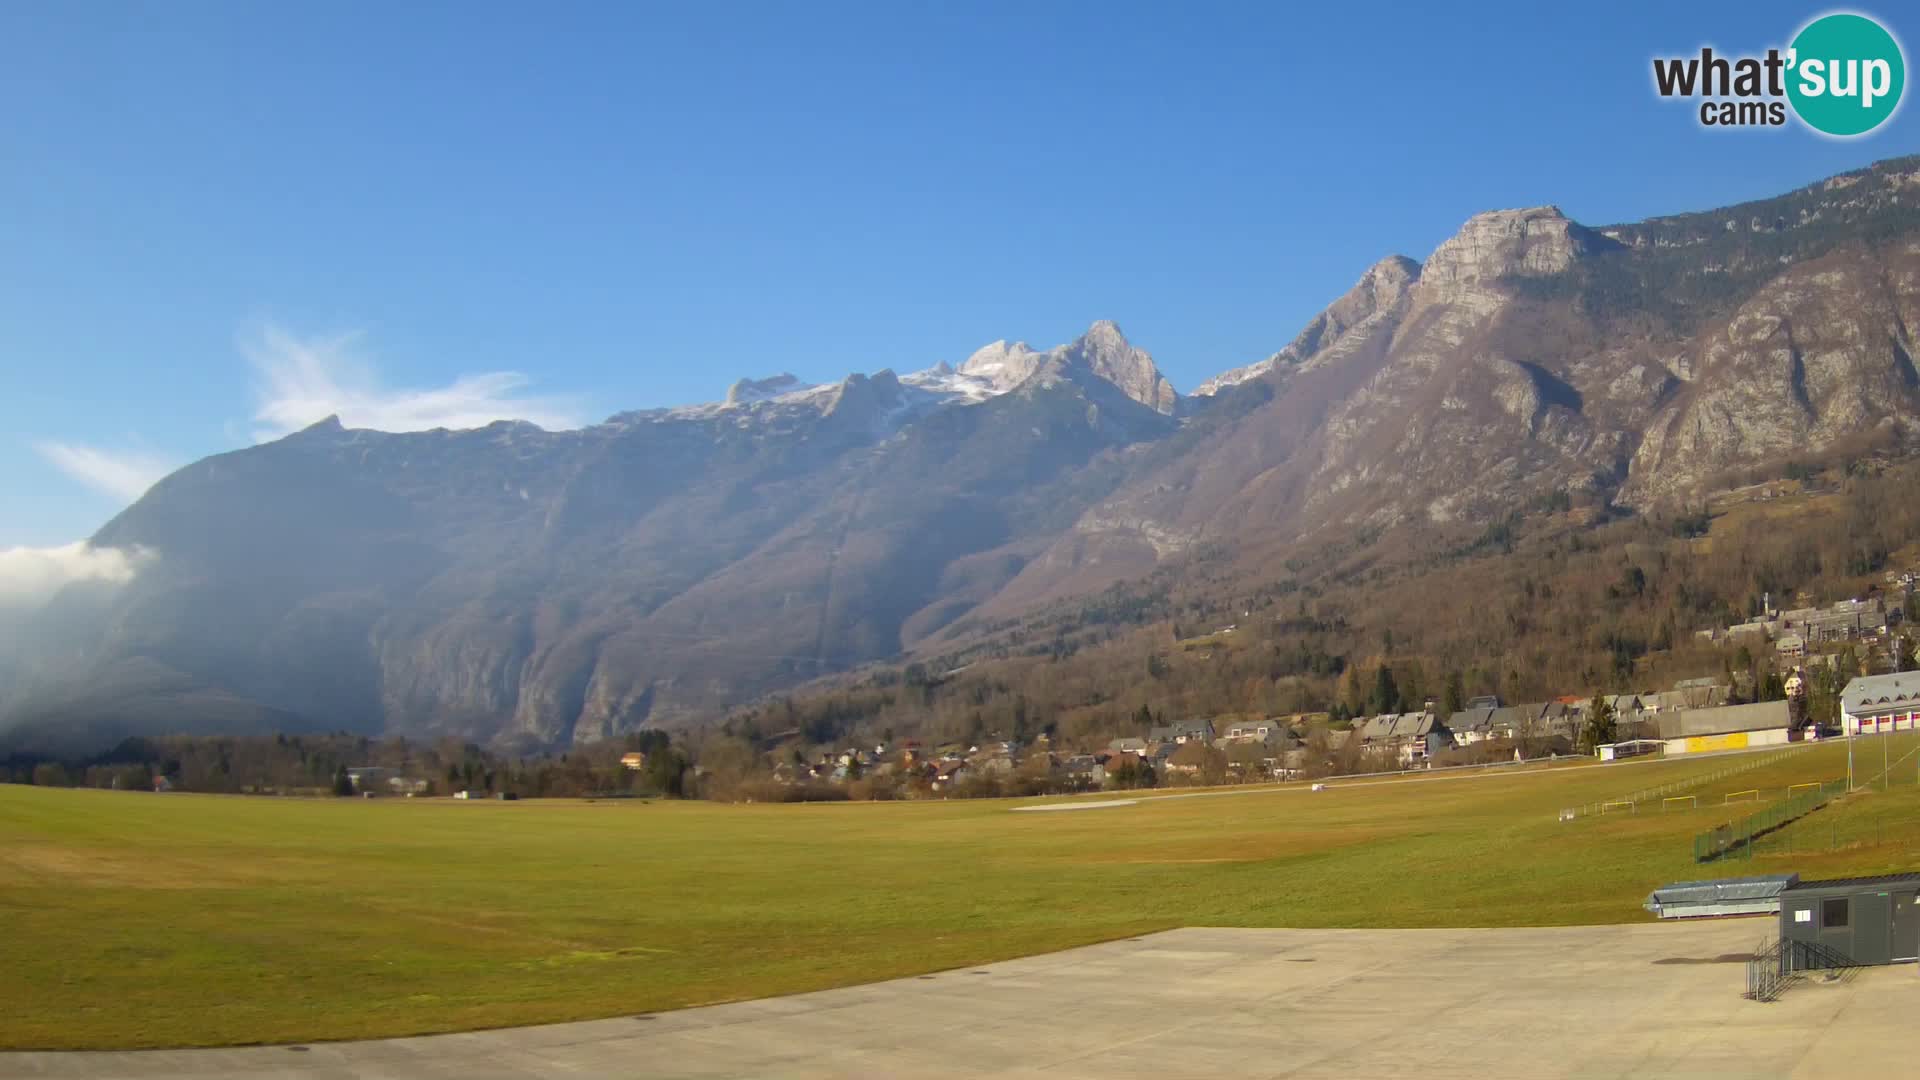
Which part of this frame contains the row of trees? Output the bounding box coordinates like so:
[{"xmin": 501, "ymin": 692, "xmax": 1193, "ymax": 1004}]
[{"xmin": 1, "ymin": 730, "xmax": 693, "ymax": 799}]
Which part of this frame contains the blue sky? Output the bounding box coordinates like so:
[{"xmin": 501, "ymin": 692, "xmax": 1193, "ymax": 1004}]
[{"xmin": 1, "ymin": 1, "xmax": 1915, "ymax": 550}]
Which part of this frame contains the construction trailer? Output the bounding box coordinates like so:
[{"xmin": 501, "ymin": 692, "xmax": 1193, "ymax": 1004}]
[{"xmin": 1777, "ymin": 873, "xmax": 1920, "ymax": 968}]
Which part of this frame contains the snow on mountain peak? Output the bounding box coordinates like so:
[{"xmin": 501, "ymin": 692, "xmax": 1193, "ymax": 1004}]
[{"xmin": 957, "ymin": 339, "xmax": 1043, "ymax": 391}]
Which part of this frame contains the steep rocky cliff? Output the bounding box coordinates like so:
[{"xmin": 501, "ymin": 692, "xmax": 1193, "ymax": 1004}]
[{"xmin": 989, "ymin": 158, "xmax": 1920, "ymax": 609}]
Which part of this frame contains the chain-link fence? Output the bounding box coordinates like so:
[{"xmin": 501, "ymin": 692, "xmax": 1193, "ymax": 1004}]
[
  {"xmin": 1694, "ymin": 779, "xmax": 1848, "ymax": 861},
  {"xmin": 1697, "ymin": 737, "xmax": 1920, "ymax": 861},
  {"xmin": 1747, "ymin": 811, "xmax": 1913, "ymax": 858}
]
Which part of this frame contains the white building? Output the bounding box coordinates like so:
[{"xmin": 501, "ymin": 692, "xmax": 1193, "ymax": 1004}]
[{"xmin": 1840, "ymin": 673, "xmax": 1920, "ymax": 735}]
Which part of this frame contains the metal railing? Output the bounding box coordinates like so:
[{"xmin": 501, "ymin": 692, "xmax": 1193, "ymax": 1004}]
[
  {"xmin": 1693, "ymin": 778, "xmax": 1848, "ymax": 862},
  {"xmin": 1747, "ymin": 938, "xmax": 1786, "ymax": 1002},
  {"xmin": 1746, "ymin": 937, "xmax": 1861, "ymax": 1002},
  {"xmin": 1783, "ymin": 938, "xmax": 1861, "ymax": 974}
]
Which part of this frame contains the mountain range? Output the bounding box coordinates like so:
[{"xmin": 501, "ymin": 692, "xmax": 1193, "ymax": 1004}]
[{"xmin": 6, "ymin": 155, "xmax": 1920, "ymax": 753}]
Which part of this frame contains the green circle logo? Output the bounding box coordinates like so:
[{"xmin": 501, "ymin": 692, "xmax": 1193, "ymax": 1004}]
[{"xmin": 1787, "ymin": 13, "xmax": 1906, "ymax": 136}]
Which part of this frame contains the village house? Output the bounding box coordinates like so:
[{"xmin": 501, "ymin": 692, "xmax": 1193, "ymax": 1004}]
[
  {"xmin": 968, "ymin": 750, "xmax": 1016, "ymax": 778},
  {"xmin": 1359, "ymin": 711, "xmax": 1452, "ymax": 766},
  {"xmin": 1096, "ymin": 749, "xmax": 1148, "ymax": 786},
  {"xmin": 1447, "ymin": 706, "xmax": 1497, "ymax": 744},
  {"xmin": 1283, "ymin": 728, "xmax": 1351, "ymax": 776},
  {"xmin": 1164, "ymin": 740, "xmax": 1222, "ymax": 779},
  {"xmin": 1490, "ymin": 703, "xmax": 1543, "ymax": 741},
  {"xmin": 1215, "ymin": 722, "xmax": 1297, "ymax": 779},
  {"xmin": 1147, "ymin": 719, "xmax": 1216, "ymax": 745},
  {"xmin": 929, "ymin": 759, "xmax": 970, "ymax": 791},
  {"xmin": 1605, "ymin": 694, "xmax": 1644, "ymax": 718},
  {"xmin": 1219, "ymin": 718, "xmax": 1295, "ymax": 747},
  {"xmin": 1798, "ymin": 598, "xmax": 1889, "ymax": 644},
  {"xmin": 1061, "ymin": 755, "xmax": 1105, "ymax": 789},
  {"xmin": 1653, "ymin": 678, "xmax": 1729, "ymax": 712}
]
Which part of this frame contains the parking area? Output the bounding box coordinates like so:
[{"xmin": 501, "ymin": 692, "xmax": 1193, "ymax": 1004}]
[{"xmin": 4, "ymin": 919, "xmax": 1915, "ymax": 1079}]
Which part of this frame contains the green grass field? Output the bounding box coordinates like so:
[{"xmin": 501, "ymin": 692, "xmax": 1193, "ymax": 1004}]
[{"xmin": 6, "ymin": 738, "xmax": 1920, "ymax": 1050}]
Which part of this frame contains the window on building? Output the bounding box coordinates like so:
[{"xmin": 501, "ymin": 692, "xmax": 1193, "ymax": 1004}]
[{"xmin": 1822, "ymin": 897, "xmax": 1850, "ymax": 928}]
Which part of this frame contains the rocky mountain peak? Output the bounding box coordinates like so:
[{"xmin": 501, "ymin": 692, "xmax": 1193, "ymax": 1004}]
[
  {"xmin": 1080, "ymin": 319, "xmax": 1128, "ymax": 348},
  {"xmin": 820, "ymin": 368, "xmax": 905, "ymax": 425},
  {"xmin": 1193, "ymin": 256, "xmax": 1421, "ymax": 396},
  {"xmin": 1059, "ymin": 320, "xmax": 1178, "ymax": 414},
  {"xmin": 1418, "ymin": 206, "xmax": 1610, "ymax": 291},
  {"xmin": 957, "ymin": 340, "xmax": 1042, "ymax": 390},
  {"xmin": 951, "ymin": 327, "xmax": 1174, "ymax": 413},
  {"xmin": 1357, "ymin": 254, "xmax": 1421, "ymax": 298},
  {"xmin": 725, "ymin": 373, "xmax": 807, "ymax": 406}
]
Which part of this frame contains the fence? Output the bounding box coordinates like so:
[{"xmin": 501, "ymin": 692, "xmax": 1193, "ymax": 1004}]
[
  {"xmin": 1693, "ymin": 779, "xmax": 1848, "ymax": 862},
  {"xmin": 1749, "ymin": 813, "xmax": 1913, "ymax": 858},
  {"xmin": 1560, "ymin": 747, "xmax": 1800, "ymax": 821}
]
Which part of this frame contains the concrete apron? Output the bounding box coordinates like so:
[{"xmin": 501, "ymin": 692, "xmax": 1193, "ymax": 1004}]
[{"xmin": 3, "ymin": 920, "xmax": 1914, "ymax": 1080}]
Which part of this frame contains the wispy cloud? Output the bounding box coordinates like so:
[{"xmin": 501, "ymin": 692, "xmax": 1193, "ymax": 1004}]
[
  {"xmin": 32, "ymin": 442, "xmax": 177, "ymax": 502},
  {"xmin": 0, "ymin": 541, "xmax": 148, "ymax": 611},
  {"xmin": 244, "ymin": 324, "xmax": 587, "ymax": 439}
]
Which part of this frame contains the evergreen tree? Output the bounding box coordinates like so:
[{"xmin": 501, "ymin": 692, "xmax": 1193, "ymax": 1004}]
[
  {"xmin": 1442, "ymin": 671, "xmax": 1466, "ymax": 718},
  {"xmin": 1582, "ymin": 693, "xmax": 1617, "ymax": 754},
  {"xmin": 1837, "ymin": 643, "xmax": 1862, "ymax": 678},
  {"xmin": 1761, "ymin": 669, "xmax": 1786, "ymax": 701},
  {"xmin": 332, "ymin": 765, "xmax": 354, "ymax": 797},
  {"xmin": 1369, "ymin": 665, "xmax": 1402, "ymax": 716}
]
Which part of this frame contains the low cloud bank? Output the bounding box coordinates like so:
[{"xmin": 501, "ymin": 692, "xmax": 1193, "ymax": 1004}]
[{"xmin": 0, "ymin": 542, "xmax": 148, "ymax": 612}]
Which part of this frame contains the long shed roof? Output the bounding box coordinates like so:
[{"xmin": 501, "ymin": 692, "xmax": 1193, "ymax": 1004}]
[
  {"xmin": 1841, "ymin": 673, "xmax": 1920, "ymax": 715},
  {"xmin": 1784, "ymin": 872, "xmax": 1920, "ymax": 892}
]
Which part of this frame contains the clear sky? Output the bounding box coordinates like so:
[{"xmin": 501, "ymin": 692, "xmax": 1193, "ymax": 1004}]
[{"xmin": 2, "ymin": 1, "xmax": 1916, "ymax": 548}]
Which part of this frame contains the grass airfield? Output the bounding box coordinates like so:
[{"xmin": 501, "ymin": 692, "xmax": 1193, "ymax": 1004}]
[{"xmin": 5, "ymin": 737, "xmax": 1920, "ymax": 1050}]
